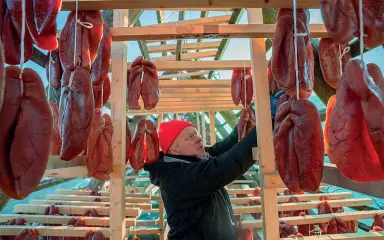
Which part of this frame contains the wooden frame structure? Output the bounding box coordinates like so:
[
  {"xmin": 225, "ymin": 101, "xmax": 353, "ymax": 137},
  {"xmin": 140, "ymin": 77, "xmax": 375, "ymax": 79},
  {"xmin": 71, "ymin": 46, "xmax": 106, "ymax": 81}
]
[{"xmin": 0, "ymin": 1, "xmax": 383, "ymax": 240}]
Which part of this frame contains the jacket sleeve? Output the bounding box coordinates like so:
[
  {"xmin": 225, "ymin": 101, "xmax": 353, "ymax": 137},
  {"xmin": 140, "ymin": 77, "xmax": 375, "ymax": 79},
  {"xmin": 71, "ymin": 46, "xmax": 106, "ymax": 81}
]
[
  {"xmin": 167, "ymin": 127, "xmax": 257, "ymax": 205},
  {"xmin": 205, "ymin": 124, "xmax": 239, "ymax": 157}
]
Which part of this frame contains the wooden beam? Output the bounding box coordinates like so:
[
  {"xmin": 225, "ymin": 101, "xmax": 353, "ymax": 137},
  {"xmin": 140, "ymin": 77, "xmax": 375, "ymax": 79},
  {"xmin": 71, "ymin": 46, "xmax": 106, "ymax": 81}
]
[
  {"xmin": 232, "ymin": 198, "xmax": 373, "ymax": 214},
  {"xmin": 30, "ymin": 200, "xmax": 151, "ymax": 210},
  {"xmin": 111, "ymin": 24, "xmax": 328, "ymax": 41},
  {"xmin": 159, "ymin": 71, "xmax": 210, "ymax": 79},
  {"xmin": 55, "ymin": 189, "xmax": 150, "ymax": 198},
  {"xmin": 44, "ymin": 166, "xmax": 88, "ymax": 178},
  {"xmin": 159, "ymin": 80, "xmax": 230, "ymax": 88},
  {"xmin": 241, "ymin": 210, "xmax": 384, "ymax": 229},
  {"xmin": 209, "ymin": 111, "xmax": 217, "ymax": 145},
  {"xmin": 148, "ymin": 41, "xmax": 221, "ymax": 53},
  {"xmin": 46, "ymin": 156, "xmax": 86, "ymax": 169},
  {"xmin": 248, "ymin": 8, "xmax": 279, "ymax": 239},
  {"xmin": 110, "ymin": 9, "xmax": 128, "ymax": 240},
  {"xmin": 281, "ymin": 232, "xmax": 384, "ymax": 239},
  {"xmin": 60, "ymin": 0, "xmax": 322, "ymax": 11},
  {"xmin": 226, "ymin": 186, "xmax": 327, "ymax": 195},
  {"xmin": 127, "ymin": 60, "xmax": 251, "ymax": 71},
  {"xmin": 321, "ymin": 163, "xmax": 384, "ymax": 198},
  {"xmin": 176, "ymin": 11, "xmax": 185, "ymax": 61},
  {"xmin": 13, "ymin": 204, "xmax": 141, "ymax": 217},
  {"xmin": 152, "ymin": 51, "xmax": 217, "ymax": 61},
  {"xmin": 46, "ymin": 194, "xmax": 150, "ymax": 203},
  {"xmin": 126, "ymin": 106, "xmax": 242, "ymax": 115},
  {"xmin": 151, "ymin": 15, "xmax": 230, "ymax": 27},
  {"xmin": 0, "ymin": 226, "xmax": 161, "ymax": 237}
]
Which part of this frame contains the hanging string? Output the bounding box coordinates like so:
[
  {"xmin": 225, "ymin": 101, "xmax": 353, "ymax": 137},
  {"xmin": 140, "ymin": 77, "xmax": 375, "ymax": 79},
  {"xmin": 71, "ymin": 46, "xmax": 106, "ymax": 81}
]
[
  {"xmin": 338, "ymin": 44, "xmax": 351, "ymax": 76},
  {"xmin": 73, "ymin": 0, "xmax": 94, "ymax": 68},
  {"xmin": 18, "ymin": 0, "xmax": 26, "ymax": 80},
  {"xmin": 357, "ymin": 0, "xmax": 384, "ymax": 105},
  {"xmin": 292, "ymin": 0, "xmax": 308, "ymax": 100}
]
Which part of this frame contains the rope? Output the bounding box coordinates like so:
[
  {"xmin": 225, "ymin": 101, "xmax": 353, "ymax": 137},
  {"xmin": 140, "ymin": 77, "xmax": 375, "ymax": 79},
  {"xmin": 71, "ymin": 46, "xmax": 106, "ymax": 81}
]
[
  {"xmin": 18, "ymin": 0, "xmax": 26, "ymax": 80},
  {"xmin": 338, "ymin": 45, "xmax": 351, "ymax": 76},
  {"xmin": 292, "ymin": 0, "xmax": 308, "ymax": 100},
  {"xmin": 73, "ymin": 0, "xmax": 93, "ymax": 68}
]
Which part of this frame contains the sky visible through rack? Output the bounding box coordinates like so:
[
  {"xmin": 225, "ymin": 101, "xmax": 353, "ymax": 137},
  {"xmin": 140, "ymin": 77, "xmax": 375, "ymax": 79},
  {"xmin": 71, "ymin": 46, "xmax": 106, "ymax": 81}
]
[{"xmin": 17, "ymin": 9, "xmax": 384, "ymax": 137}]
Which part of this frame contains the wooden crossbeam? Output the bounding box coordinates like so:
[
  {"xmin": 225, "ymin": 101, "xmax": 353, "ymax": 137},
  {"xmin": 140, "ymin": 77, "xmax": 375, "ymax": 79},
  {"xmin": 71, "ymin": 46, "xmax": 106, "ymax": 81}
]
[
  {"xmin": 148, "ymin": 42, "xmax": 221, "ymax": 53},
  {"xmin": 0, "ymin": 226, "xmax": 161, "ymax": 237},
  {"xmin": 13, "ymin": 204, "xmax": 141, "ymax": 217},
  {"xmin": 56, "ymin": 189, "xmax": 150, "ymax": 198},
  {"xmin": 230, "ymin": 192, "xmax": 353, "ymax": 205},
  {"xmin": 0, "ymin": 214, "xmax": 136, "ymax": 227},
  {"xmin": 152, "ymin": 51, "xmax": 217, "ymax": 61},
  {"xmin": 30, "ymin": 200, "xmax": 152, "ymax": 210},
  {"xmin": 226, "ymin": 186, "xmax": 327, "ymax": 195},
  {"xmin": 44, "ymin": 166, "xmax": 88, "ymax": 178},
  {"xmin": 111, "ymin": 24, "xmax": 328, "ymax": 41},
  {"xmin": 152, "ymin": 15, "xmax": 231, "ymax": 27},
  {"xmin": 241, "ymin": 210, "xmax": 384, "ymax": 229},
  {"xmin": 46, "ymin": 194, "xmax": 150, "ymax": 203},
  {"xmin": 47, "ymin": 156, "xmax": 86, "ymax": 169},
  {"xmin": 160, "ymin": 87, "xmax": 231, "ymax": 93},
  {"xmin": 156, "ymin": 97, "xmax": 233, "ymax": 102},
  {"xmin": 281, "ymin": 232, "xmax": 384, "ymax": 239},
  {"xmin": 159, "ymin": 93, "xmax": 231, "ymax": 98},
  {"xmin": 126, "ymin": 106, "xmax": 242, "ymax": 115},
  {"xmin": 159, "ymin": 71, "xmax": 210, "ymax": 79},
  {"xmin": 60, "ymin": 0, "xmax": 321, "ymax": 11},
  {"xmin": 232, "ymin": 198, "xmax": 373, "ymax": 214},
  {"xmin": 127, "ymin": 60, "xmax": 251, "ymax": 71},
  {"xmin": 140, "ymin": 101, "xmax": 236, "ymax": 107},
  {"xmin": 134, "ymin": 103, "xmax": 239, "ymax": 111},
  {"xmin": 159, "ymin": 80, "xmax": 230, "ymax": 88}
]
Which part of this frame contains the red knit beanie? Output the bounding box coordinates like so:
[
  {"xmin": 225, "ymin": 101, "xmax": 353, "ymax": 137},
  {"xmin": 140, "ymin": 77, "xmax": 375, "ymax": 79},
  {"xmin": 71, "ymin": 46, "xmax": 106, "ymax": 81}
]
[{"xmin": 158, "ymin": 120, "xmax": 195, "ymax": 154}]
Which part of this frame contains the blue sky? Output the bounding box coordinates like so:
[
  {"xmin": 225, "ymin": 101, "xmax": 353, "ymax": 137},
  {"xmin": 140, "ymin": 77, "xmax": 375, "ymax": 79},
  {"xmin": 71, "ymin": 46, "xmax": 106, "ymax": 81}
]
[{"xmin": 19, "ymin": 8, "xmax": 384, "ymax": 116}]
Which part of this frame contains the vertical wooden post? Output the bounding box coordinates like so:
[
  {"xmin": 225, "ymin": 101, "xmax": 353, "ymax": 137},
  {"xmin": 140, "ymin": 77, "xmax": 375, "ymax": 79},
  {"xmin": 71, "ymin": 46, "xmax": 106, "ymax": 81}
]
[
  {"xmin": 196, "ymin": 112, "xmax": 201, "ymax": 136},
  {"xmin": 247, "ymin": 8, "xmax": 279, "ymax": 240},
  {"xmin": 201, "ymin": 112, "xmax": 207, "ymax": 146},
  {"xmin": 209, "ymin": 111, "xmax": 216, "ymax": 145},
  {"xmin": 110, "ymin": 9, "xmax": 128, "ymax": 240},
  {"xmin": 157, "ymin": 114, "xmax": 163, "ymax": 129}
]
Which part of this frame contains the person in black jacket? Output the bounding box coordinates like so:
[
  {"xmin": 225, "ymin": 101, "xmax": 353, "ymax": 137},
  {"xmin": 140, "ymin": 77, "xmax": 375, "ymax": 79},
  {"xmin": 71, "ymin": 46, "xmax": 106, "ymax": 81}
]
[{"xmin": 144, "ymin": 119, "xmax": 257, "ymax": 240}]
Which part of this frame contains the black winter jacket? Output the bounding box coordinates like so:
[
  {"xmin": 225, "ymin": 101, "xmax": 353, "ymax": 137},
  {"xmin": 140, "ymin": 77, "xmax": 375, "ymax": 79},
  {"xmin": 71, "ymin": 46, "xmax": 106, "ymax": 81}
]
[{"xmin": 144, "ymin": 125, "xmax": 257, "ymax": 240}]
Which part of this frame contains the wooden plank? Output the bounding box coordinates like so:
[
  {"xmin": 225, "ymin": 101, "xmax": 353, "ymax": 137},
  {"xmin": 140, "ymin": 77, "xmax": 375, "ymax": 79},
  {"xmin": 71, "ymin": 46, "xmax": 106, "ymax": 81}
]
[
  {"xmin": 55, "ymin": 189, "xmax": 150, "ymax": 198},
  {"xmin": 241, "ymin": 210, "xmax": 384, "ymax": 229},
  {"xmin": 155, "ymin": 97, "xmax": 233, "ymax": 102},
  {"xmin": 13, "ymin": 204, "xmax": 141, "ymax": 217},
  {"xmin": 127, "ymin": 60, "xmax": 252, "ymax": 71},
  {"xmin": 0, "ymin": 214, "xmax": 136, "ymax": 227},
  {"xmin": 151, "ymin": 15, "xmax": 230, "ymax": 27},
  {"xmin": 46, "ymin": 194, "xmax": 150, "ymax": 203},
  {"xmin": 111, "ymin": 24, "xmax": 328, "ymax": 41},
  {"xmin": 159, "ymin": 93, "xmax": 231, "ymax": 98},
  {"xmin": 110, "ymin": 9, "xmax": 128, "ymax": 240},
  {"xmin": 0, "ymin": 226, "xmax": 161, "ymax": 237},
  {"xmin": 160, "ymin": 87, "xmax": 231, "ymax": 93},
  {"xmin": 30, "ymin": 200, "xmax": 151, "ymax": 210},
  {"xmin": 233, "ymin": 198, "xmax": 373, "ymax": 214},
  {"xmin": 60, "ymin": 0, "xmax": 322, "ymax": 11},
  {"xmin": 321, "ymin": 163, "xmax": 384, "ymax": 198},
  {"xmin": 127, "ymin": 106, "xmax": 242, "ymax": 115},
  {"xmin": 231, "ymin": 192, "xmax": 353, "ymax": 205},
  {"xmin": 209, "ymin": 111, "xmax": 216, "ymax": 145},
  {"xmin": 248, "ymin": 8, "xmax": 279, "ymax": 240},
  {"xmin": 43, "ymin": 166, "xmax": 88, "ymax": 178},
  {"xmin": 140, "ymin": 101, "xmax": 236, "ymax": 107},
  {"xmin": 148, "ymin": 42, "xmax": 221, "ymax": 53},
  {"xmin": 281, "ymin": 232, "xmax": 384, "ymax": 239},
  {"xmin": 159, "ymin": 71, "xmax": 210, "ymax": 79},
  {"xmin": 227, "ymin": 186, "xmax": 327, "ymax": 195},
  {"xmin": 46, "ymin": 156, "xmax": 86, "ymax": 169},
  {"xmin": 175, "ymin": 11, "xmax": 185, "ymax": 61},
  {"xmin": 152, "ymin": 51, "xmax": 217, "ymax": 61}
]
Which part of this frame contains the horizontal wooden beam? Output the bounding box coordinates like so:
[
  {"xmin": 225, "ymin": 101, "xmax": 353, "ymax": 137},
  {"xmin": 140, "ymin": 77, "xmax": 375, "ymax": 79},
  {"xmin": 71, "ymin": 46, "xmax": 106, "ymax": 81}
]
[
  {"xmin": 30, "ymin": 200, "xmax": 152, "ymax": 210},
  {"xmin": 0, "ymin": 214, "xmax": 135, "ymax": 227},
  {"xmin": 158, "ymin": 92, "xmax": 231, "ymax": 98},
  {"xmin": 60, "ymin": 0, "xmax": 321, "ymax": 11},
  {"xmin": 46, "ymin": 156, "xmax": 86, "ymax": 169},
  {"xmin": 0, "ymin": 226, "xmax": 161, "ymax": 237},
  {"xmin": 159, "ymin": 80, "xmax": 230, "ymax": 88},
  {"xmin": 46, "ymin": 194, "xmax": 150, "ymax": 203},
  {"xmin": 241, "ymin": 210, "xmax": 384, "ymax": 229},
  {"xmin": 148, "ymin": 42, "xmax": 221, "ymax": 53},
  {"xmin": 321, "ymin": 163, "xmax": 384, "ymax": 198},
  {"xmin": 127, "ymin": 60, "xmax": 252, "ymax": 71},
  {"xmin": 56, "ymin": 189, "xmax": 150, "ymax": 198},
  {"xmin": 126, "ymin": 106, "xmax": 242, "ymax": 115},
  {"xmin": 159, "ymin": 71, "xmax": 210, "ymax": 79},
  {"xmin": 226, "ymin": 186, "xmax": 327, "ymax": 195},
  {"xmin": 231, "ymin": 192, "xmax": 353, "ymax": 205},
  {"xmin": 44, "ymin": 166, "xmax": 88, "ymax": 178},
  {"xmin": 152, "ymin": 50, "xmax": 217, "ymax": 61},
  {"xmin": 151, "ymin": 15, "xmax": 231, "ymax": 27},
  {"xmin": 281, "ymin": 232, "xmax": 384, "ymax": 239},
  {"xmin": 161, "ymin": 87, "xmax": 231, "ymax": 93},
  {"xmin": 111, "ymin": 24, "xmax": 328, "ymax": 41},
  {"xmin": 13, "ymin": 204, "xmax": 141, "ymax": 217}
]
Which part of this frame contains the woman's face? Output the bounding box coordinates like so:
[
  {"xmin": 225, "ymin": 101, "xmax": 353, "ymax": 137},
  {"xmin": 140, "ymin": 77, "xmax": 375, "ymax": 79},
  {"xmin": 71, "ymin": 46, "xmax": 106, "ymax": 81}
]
[{"xmin": 168, "ymin": 126, "xmax": 207, "ymax": 157}]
